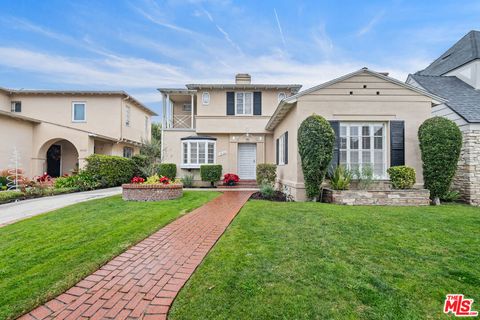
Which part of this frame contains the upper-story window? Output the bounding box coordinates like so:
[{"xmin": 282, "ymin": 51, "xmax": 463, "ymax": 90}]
[
  {"xmin": 11, "ymin": 101, "xmax": 21, "ymax": 113},
  {"xmin": 202, "ymin": 92, "xmax": 210, "ymax": 105},
  {"xmin": 235, "ymin": 92, "xmax": 253, "ymax": 115},
  {"xmin": 125, "ymin": 105, "xmax": 131, "ymax": 127},
  {"xmin": 72, "ymin": 102, "xmax": 86, "ymax": 122},
  {"xmin": 182, "ymin": 104, "xmax": 192, "ymax": 112},
  {"xmin": 278, "ymin": 92, "xmax": 286, "ymax": 102}
]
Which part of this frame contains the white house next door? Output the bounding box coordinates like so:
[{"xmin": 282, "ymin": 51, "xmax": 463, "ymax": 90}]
[{"xmin": 237, "ymin": 143, "xmax": 256, "ymax": 179}]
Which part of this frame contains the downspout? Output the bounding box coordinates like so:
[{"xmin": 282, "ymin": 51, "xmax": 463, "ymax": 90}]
[{"xmin": 160, "ymin": 93, "xmax": 166, "ymax": 162}]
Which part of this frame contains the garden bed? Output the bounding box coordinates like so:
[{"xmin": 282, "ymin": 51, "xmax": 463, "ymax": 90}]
[
  {"xmin": 322, "ymin": 188, "xmax": 430, "ymax": 206},
  {"xmin": 250, "ymin": 191, "xmax": 288, "ymax": 202},
  {"xmin": 122, "ymin": 183, "xmax": 183, "ymax": 201}
]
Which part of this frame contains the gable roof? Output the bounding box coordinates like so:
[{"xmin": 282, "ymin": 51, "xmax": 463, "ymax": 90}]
[
  {"xmin": 265, "ymin": 68, "xmax": 446, "ymax": 131},
  {"xmin": 409, "ymin": 74, "xmax": 480, "ymax": 123},
  {"xmin": 417, "ymin": 30, "xmax": 480, "ymax": 76}
]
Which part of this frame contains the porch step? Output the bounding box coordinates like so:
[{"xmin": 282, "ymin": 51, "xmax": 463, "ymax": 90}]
[{"xmin": 222, "ymin": 179, "xmax": 258, "ymax": 188}]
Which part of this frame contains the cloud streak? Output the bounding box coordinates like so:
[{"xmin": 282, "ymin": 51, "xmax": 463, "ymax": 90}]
[
  {"xmin": 357, "ymin": 10, "xmax": 385, "ymax": 36},
  {"xmin": 274, "ymin": 8, "xmax": 286, "ymax": 47}
]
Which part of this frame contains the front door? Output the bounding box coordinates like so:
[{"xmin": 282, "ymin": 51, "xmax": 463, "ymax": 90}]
[
  {"xmin": 47, "ymin": 144, "xmax": 61, "ymax": 177},
  {"xmin": 237, "ymin": 143, "xmax": 256, "ymax": 179}
]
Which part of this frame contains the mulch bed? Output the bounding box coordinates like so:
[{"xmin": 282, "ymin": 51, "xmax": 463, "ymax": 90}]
[{"xmin": 250, "ymin": 191, "xmax": 287, "ymax": 202}]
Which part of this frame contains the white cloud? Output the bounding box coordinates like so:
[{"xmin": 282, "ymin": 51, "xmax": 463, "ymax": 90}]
[
  {"xmin": 273, "ymin": 8, "xmax": 286, "ymax": 47},
  {"xmin": 357, "ymin": 10, "xmax": 385, "ymax": 36}
]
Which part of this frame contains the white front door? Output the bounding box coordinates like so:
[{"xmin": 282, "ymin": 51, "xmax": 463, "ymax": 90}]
[{"xmin": 237, "ymin": 143, "xmax": 256, "ymax": 179}]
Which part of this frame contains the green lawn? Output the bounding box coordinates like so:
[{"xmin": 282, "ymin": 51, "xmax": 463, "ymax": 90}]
[
  {"xmin": 0, "ymin": 191, "xmax": 219, "ymax": 320},
  {"xmin": 170, "ymin": 201, "xmax": 480, "ymax": 320}
]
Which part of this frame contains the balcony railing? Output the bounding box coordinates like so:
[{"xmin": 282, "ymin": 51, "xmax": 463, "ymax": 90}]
[{"xmin": 165, "ymin": 114, "xmax": 193, "ymax": 129}]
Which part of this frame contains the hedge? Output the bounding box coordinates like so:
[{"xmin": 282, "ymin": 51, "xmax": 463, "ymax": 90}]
[
  {"xmin": 84, "ymin": 154, "xmax": 136, "ymax": 187},
  {"xmin": 256, "ymin": 164, "xmax": 277, "ymax": 185},
  {"xmin": 132, "ymin": 154, "xmax": 149, "ymax": 178},
  {"xmin": 387, "ymin": 165, "xmax": 416, "ymax": 189},
  {"xmin": 298, "ymin": 114, "xmax": 335, "ymax": 200},
  {"xmin": 200, "ymin": 165, "xmax": 222, "ymax": 187},
  {"xmin": 158, "ymin": 163, "xmax": 177, "ymax": 180},
  {"xmin": 418, "ymin": 117, "xmax": 462, "ymax": 203},
  {"xmin": 0, "ymin": 190, "xmax": 23, "ymax": 203}
]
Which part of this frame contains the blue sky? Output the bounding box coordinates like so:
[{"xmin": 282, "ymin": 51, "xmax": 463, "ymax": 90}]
[{"xmin": 0, "ymin": 0, "xmax": 479, "ymax": 118}]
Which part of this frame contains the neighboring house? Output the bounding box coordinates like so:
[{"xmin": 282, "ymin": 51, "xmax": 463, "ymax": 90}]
[
  {"xmin": 0, "ymin": 88, "xmax": 156, "ymax": 178},
  {"xmin": 407, "ymin": 30, "xmax": 480, "ymax": 206},
  {"xmin": 161, "ymin": 70, "xmax": 443, "ymax": 201}
]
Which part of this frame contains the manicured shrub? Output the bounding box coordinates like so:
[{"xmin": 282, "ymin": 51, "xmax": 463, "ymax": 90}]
[
  {"xmin": 200, "ymin": 165, "xmax": 222, "ymax": 187},
  {"xmin": 418, "ymin": 117, "xmax": 462, "ymax": 204},
  {"xmin": 256, "ymin": 164, "xmax": 277, "ymax": 185},
  {"xmin": 84, "ymin": 154, "xmax": 135, "ymax": 187},
  {"xmin": 329, "ymin": 165, "xmax": 352, "ymax": 190},
  {"xmin": 298, "ymin": 115, "xmax": 335, "ymax": 200},
  {"xmin": 157, "ymin": 163, "xmax": 177, "ymax": 180},
  {"xmin": 54, "ymin": 171, "xmax": 99, "ymax": 191},
  {"xmin": 0, "ymin": 190, "xmax": 24, "ymax": 203},
  {"xmin": 387, "ymin": 165, "xmax": 416, "ymax": 189},
  {"xmin": 181, "ymin": 174, "xmax": 194, "ymax": 188},
  {"xmin": 131, "ymin": 154, "xmax": 149, "ymax": 178}
]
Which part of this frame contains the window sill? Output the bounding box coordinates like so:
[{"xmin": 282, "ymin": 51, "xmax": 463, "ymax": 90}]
[{"xmin": 72, "ymin": 120, "xmax": 86, "ymax": 123}]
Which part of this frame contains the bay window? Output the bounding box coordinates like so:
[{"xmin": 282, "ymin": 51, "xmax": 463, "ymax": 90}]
[
  {"xmin": 339, "ymin": 123, "xmax": 386, "ymax": 178},
  {"xmin": 182, "ymin": 140, "xmax": 216, "ymax": 168},
  {"xmin": 235, "ymin": 92, "xmax": 253, "ymax": 115}
]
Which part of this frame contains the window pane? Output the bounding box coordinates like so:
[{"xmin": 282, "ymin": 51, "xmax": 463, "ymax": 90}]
[
  {"xmin": 74, "ymin": 104, "xmax": 85, "ymax": 121},
  {"xmin": 236, "ymin": 93, "xmax": 244, "ymax": 114},
  {"xmin": 340, "ymin": 151, "xmax": 347, "ymax": 164},
  {"xmin": 208, "ymin": 143, "xmax": 214, "ymax": 163},
  {"xmin": 374, "ymin": 126, "xmax": 383, "ymax": 136},
  {"xmin": 245, "ymin": 92, "xmax": 252, "ymax": 114},
  {"xmin": 374, "ymin": 164, "xmax": 383, "ymax": 177},
  {"xmin": 350, "ymin": 151, "xmax": 359, "ymax": 163},
  {"xmin": 374, "ymin": 150, "xmax": 383, "ymax": 163},
  {"xmin": 362, "ymin": 137, "xmax": 370, "ymax": 149},
  {"xmin": 362, "ymin": 126, "xmax": 370, "ymax": 136},
  {"xmin": 340, "ymin": 126, "xmax": 347, "ymax": 136},
  {"xmin": 191, "ymin": 142, "xmax": 198, "ymax": 163},
  {"xmin": 350, "ymin": 126, "xmax": 359, "ymax": 136},
  {"xmin": 340, "ymin": 137, "xmax": 347, "ymax": 149},
  {"xmin": 374, "ymin": 137, "xmax": 383, "ymax": 149},
  {"xmin": 350, "ymin": 137, "xmax": 359, "ymax": 149},
  {"xmin": 183, "ymin": 143, "xmax": 188, "ymax": 164},
  {"xmin": 362, "ymin": 151, "xmax": 370, "ymax": 163},
  {"xmin": 199, "ymin": 142, "xmax": 206, "ymax": 163}
]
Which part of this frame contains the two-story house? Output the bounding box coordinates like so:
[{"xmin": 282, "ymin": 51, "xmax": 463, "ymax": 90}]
[
  {"xmin": 0, "ymin": 88, "xmax": 156, "ymax": 178},
  {"xmin": 161, "ymin": 71, "xmax": 443, "ymax": 201},
  {"xmin": 407, "ymin": 30, "xmax": 480, "ymax": 206}
]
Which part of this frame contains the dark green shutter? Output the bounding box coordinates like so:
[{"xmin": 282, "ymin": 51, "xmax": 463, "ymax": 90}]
[
  {"xmin": 328, "ymin": 121, "xmax": 340, "ymax": 172},
  {"xmin": 226, "ymin": 92, "xmax": 235, "ymax": 115},
  {"xmin": 284, "ymin": 131, "xmax": 288, "ymax": 164},
  {"xmin": 390, "ymin": 121, "xmax": 405, "ymax": 166},
  {"xmin": 276, "ymin": 138, "xmax": 279, "ymax": 165},
  {"xmin": 253, "ymin": 92, "xmax": 262, "ymax": 115}
]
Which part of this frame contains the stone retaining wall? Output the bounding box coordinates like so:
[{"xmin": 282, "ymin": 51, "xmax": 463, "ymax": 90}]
[
  {"xmin": 122, "ymin": 184, "xmax": 183, "ymax": 201},
  {"xmin": 322, "ymin": 188, "xmax": 430, "ymax": 206},
  {"xmin": 452, "ymin": 129, "xmax": 480, "ymax": 206}
]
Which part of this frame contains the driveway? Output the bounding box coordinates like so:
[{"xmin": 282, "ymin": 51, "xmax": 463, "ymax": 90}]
[{"xmin": 0, "ymin": 187, "xmax": 121, "ymax": 227}]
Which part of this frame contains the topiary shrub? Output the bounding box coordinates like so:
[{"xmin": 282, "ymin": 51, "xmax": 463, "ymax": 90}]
[
  {"xmin": 387, "ymin": 165, "xmax": 416, "ymax": 189},
  {"xmin": 200, "ymin": 164, "xmax": 222, "ymax": 187},
  {"xmin": 298, "ymin": 114, "xmax": 335, "ymax": 200},
  {"xmin": 158, "ymin": 163, "xmax": 177, "ymax": 180},
  {"xmin": 84, "ymin": 154, "xmax": 135, "ymax": 187},
  {"xmin": 256, "ymin": 163, "xmax": 277, "ymax": 186},
  {"xmin": 418, "ymin": 117, "xmax": 462, "ymax": 204}
]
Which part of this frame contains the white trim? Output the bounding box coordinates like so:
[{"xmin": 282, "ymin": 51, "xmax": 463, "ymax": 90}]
[
  {"xmin": 235, "ymin": 92, "xmax": 253, "ymax": 116},
  {"xmin": 278, "ymin": 133, "xmax": 286, "ymax": 165},
  {"xmin": 181, "ymin": 139, "xmax": 216, "ymax": 169},
  {"xmin": 71, "ymin": 101, "xmax": 86, "ymax": 122}
]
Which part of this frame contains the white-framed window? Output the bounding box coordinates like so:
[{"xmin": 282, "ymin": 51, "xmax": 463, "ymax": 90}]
[
  {"xmin": 123, "ymin": 146, "xmax": 133, "ymax": 158},
  {"xmin": 278, "ymin": 133, "xmax": 286, "ymax": 165},
  {"xmin": 145, "ymin": 116, "xmax": 149, "ymax": 136},
  {"xmin": 182, "ymin": 104, "xmax": 192, "ymax": 112},
  {"xmin": 181, "ymin": 140, "xmax": 216, "ymax": 168},
  {"xmin": 235, "ymin": 92, "xmax": 253, "ymax": 115},
  {"xmin": 125, "ymin": 105, "xmax": 131, "ymax": 127},
  {"xmin": 278, "ymin": 92, "xmax": 286, "ymax": 102},
  {"xmin": 11, "ymin": 101, "xmax": 21, "ymax": 113},
  {"xmin": 202, "ymin": 92, "xmax": 210, "ymax": 105},
  {"xmin": 72, "ymin": 102, "xmax": 86, "ymax": 122},
  {"xmin": 339, "ymin": 122, "xmax": 386, "ymax": 178}
]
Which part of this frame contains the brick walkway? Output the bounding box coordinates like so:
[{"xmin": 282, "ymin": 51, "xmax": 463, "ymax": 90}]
[{"xmin": 19, "ymin": 191, "xmax": 253, "ymax": 320}]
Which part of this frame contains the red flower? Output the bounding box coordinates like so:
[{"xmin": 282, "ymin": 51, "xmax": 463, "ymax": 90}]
[
  {"xmin": 223, "ymin": 173, "xmax": 239, "ymax": 186},
  {"xmin": 159, "ymin": 176, "xmax": 170, "ymax": 184},
  {"xmin": 36, "ymin": 172, "xmax": 52, "ymax": 183},
  {"xmin": 131, "ymin": 176, "xmax": 145, "ymax": 184}
]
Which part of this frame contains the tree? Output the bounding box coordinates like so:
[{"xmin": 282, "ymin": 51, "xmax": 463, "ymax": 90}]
[
  {"xmin": 418, "ymin": 117, "xmax": 462, "ymax": 205},
  {"xmin": 151, "ymin": 122, "xmax": 162, "ymax": 141},
  {"xmin": 138, "ymin": 122, "xmax": 162, "ymax": 176},
  {"xmin": 298, "ymin": 114, "xmax": 335, "ymax": 201}
]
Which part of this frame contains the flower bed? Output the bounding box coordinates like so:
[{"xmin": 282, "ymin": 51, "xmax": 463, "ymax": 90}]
[
  {"xmin": 122, "ymin": 183, "xmax": 183, "ymax": 201},
  {"xmin": 322, "ymin": 188, "xmax": 430, "ymax": 206}
]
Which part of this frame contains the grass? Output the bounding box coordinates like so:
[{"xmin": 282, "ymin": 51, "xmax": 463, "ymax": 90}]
[
  {"xmin": 170, "ymin": 201, "xmax": 480, "ymax": 320},
  {"xmin": 0, "ymin": 191, "xmax": 219, "ymax": 320}
]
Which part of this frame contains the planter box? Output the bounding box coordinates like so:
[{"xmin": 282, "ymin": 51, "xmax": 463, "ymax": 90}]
[
  {"xmin": 122, "ymin": 183, "xmax": 183, "ymax": 201},
  {"xmin": 322, "ymin": 188, "xmax": 430, "ymax": 206}
]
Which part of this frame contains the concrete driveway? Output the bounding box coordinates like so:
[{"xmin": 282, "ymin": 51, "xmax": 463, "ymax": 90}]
[{"xmin": 0, "ymin": 187, "xmax": 121, "ymax": 227}]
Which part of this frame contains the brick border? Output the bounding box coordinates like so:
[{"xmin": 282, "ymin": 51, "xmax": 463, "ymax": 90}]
[{"xmin": 18, "ymin": 191, "xmax": 253, "ymax": 320}]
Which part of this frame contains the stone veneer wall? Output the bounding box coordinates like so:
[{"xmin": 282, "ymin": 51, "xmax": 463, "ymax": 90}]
[
  {"xmin": 322, "ymin": 188, "xmax": 430, "ymax": 206},
  {"xmin": 452, "ymin": 130, "xmax": 480, "ymax": 206},
  {"xmin": 122, "ymin": 184, "xmax": 183, "ymax": 201}
]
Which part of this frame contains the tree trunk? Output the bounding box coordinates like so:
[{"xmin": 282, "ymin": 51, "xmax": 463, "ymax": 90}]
[{"xmin": 432, "ymin": 197, "xmax": 441, "ymax": 205}]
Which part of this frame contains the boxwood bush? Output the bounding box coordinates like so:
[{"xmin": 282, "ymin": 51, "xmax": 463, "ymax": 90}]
[
  {"xmin": 418, "ymin": 117, "xmax": 462, "ymax": 204},
  {"xmin": 84, "ymin": 154, "xmax": 135, "ymax": 187},
  {"xmin": 387, "ymin": 165, "xmax": 416, "ymax": 189},
  {"xmin": 298, "ymin": 115, "xmax": 335, "ymax": 200},
  {"xmin": 256, "ymin": 164, "xmax": 277, "ymax": 185},
  {"xmin": 200, "ymin": 165, "xmax": 222, "ymax": 187},
  {"xmin": 158, "ymin": 163, "xmax": 177, "ymax": 180}
]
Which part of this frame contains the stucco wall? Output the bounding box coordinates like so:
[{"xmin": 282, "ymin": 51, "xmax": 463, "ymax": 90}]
[
  {"xmin": 122, "ymin": 101, "xmax": 151, "ymax": 143},
  {"xmin": 0, "ymin": 115, "xmax": 34, "ymax": 177},
  {"xmin": 0, "ymin": 91, "xmax": 10, "ymax": 112}
]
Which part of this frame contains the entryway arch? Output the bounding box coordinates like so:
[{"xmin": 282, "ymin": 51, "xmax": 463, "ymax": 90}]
[{"xmin": 37, "ymin": 139, "xmax": 79, "ymax": 177}]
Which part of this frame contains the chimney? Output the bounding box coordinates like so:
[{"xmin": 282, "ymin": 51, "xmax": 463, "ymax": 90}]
[{"xmin": 235, "ymin": 73, "xmax": 251, "ymax": 84}]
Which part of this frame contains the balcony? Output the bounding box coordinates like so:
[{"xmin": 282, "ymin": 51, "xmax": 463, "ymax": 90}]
[
  {"xmin": 166, "ymin": 114, "xmax": 193, "ymax": 129},
  {"xmin": 159, "ymin": 88, "xmax": 196, "ymax": 130}
]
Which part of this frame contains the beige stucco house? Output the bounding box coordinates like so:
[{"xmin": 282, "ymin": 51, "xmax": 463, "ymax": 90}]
[
  {"xmin": 160, "ymin": 69, "xmax": 444, "ymax": 201},
  {"xmin": 0, "ymin": 88, "xmax": 156, "ymax": 178}
]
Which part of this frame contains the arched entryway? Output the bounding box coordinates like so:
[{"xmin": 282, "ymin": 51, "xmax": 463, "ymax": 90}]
[{"xmin": 38, "ymin": 139, "xmax": 79, "ymax": 177}]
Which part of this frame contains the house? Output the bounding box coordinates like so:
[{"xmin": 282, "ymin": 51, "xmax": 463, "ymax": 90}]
[
  {"xmin": 0, "ymin": 88, "xmax": 156, "ymax": 178},
  {"xmin": 160, "ymin": 70, "xmax": 443, "ymax": 201},
  {"xmin": 407, "ymin": 30, "xmax": 480, "ymax": 206}
]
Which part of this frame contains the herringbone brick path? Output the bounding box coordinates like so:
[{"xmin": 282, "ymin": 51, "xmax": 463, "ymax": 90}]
[{"xmin": 18, "ymin": 191, "xmax": 253, "ymax": 320}]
